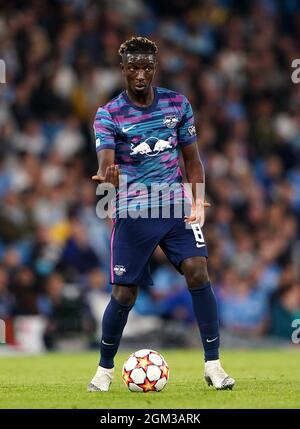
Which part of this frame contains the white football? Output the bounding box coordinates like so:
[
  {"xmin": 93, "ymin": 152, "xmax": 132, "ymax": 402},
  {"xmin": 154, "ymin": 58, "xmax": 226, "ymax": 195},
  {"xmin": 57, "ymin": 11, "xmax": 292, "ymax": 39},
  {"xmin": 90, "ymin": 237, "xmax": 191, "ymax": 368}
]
[{"xmin": 122, "ymin": 349, "xmax": 169, "ymax": 393}]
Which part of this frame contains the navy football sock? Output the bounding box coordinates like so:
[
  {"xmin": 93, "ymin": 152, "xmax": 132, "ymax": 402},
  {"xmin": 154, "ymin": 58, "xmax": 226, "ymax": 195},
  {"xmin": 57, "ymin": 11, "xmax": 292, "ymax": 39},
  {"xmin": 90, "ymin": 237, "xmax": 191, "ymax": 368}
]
[
  {"xmin": 100, "ymin": 295, "xmax": 133, "ymax": 369},
  {"xmin": 189, "ymin": 282, "xmax": 220, "ymax": 361}
]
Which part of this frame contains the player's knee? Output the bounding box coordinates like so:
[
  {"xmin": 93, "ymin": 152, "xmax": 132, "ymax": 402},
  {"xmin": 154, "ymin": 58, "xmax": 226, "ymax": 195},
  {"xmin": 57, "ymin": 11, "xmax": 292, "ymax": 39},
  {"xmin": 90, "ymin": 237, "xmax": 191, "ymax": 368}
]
[
  {"xmin": 186, "ymin": 270, "xmax": 210, "ymax": 289},
  {"xmin": 112, "ymin": 285, "xmax": 138, "ymax": 306},
  {"xmin": 184, "ymin": 260, "xmax": 210, "ymax": 289}
]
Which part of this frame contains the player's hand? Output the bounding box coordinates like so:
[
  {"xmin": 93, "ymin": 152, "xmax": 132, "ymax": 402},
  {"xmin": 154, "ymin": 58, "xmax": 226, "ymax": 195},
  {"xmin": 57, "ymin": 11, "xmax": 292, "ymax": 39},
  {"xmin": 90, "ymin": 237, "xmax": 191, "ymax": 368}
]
[
  {"xmin": 184, "ymin": 199, "xmax": 211, "ymax": 227},
  {"xmin": 92, "ymin": 165, "xmax": 120, "ymax": 188}
]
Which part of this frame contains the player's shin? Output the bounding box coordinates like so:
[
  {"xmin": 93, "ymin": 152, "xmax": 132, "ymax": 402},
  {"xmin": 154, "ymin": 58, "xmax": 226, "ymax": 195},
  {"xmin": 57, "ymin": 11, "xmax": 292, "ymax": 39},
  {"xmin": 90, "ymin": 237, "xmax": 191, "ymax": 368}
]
[
  {"xmin": 100, "ymin": 295, "xmax": 134, "ymax": 369},
  {"xmin": 189, "ymin": 282, "xmax": 220, "ymax": 361}
]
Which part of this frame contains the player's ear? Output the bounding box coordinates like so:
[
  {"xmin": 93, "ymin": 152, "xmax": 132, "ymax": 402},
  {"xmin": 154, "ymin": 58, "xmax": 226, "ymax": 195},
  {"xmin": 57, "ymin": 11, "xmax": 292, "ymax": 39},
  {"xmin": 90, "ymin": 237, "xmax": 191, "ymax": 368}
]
[{"xmin": 120, "ymin": 62, "xmax": 125, "ymax": 74}]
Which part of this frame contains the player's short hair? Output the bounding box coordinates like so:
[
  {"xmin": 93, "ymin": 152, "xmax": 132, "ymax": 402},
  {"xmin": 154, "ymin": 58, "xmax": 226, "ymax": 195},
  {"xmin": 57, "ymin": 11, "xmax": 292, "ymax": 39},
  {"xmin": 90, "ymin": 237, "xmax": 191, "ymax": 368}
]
[{"xmin": 119, "ymin": 36, "xmax": 158, "ymax": 59}]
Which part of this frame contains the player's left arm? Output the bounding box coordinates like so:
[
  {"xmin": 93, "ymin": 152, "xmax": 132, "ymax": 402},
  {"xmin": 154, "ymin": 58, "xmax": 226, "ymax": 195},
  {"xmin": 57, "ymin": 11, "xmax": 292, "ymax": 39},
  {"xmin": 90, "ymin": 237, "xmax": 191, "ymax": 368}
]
[
  {"xmin": 178, "ymin": 96, "xmax": 210, "ymax": 226},
  {"xmin": 181, "ymin": 143, "xmax": 210, "ymax": 226}
]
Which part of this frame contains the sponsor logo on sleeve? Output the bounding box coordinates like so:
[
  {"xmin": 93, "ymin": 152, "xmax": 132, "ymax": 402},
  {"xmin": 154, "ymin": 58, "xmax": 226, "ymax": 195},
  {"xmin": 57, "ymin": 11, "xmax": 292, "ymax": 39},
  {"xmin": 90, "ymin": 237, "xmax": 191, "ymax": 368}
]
[{"xmin": 188, "ymin": 125, "xmax": 196, "ymax": 136}]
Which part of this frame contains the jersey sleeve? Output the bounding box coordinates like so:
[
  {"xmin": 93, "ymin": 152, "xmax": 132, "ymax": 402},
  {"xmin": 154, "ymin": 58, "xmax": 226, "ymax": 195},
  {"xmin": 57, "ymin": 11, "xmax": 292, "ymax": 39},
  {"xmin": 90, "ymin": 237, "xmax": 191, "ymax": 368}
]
[
  {"xmin": 177, "ymin": 96, "xmax": 197, "ymax": 147},
  {"xmin": 93, "ymin": 107, "xmax": 116, "ymax": 152}
]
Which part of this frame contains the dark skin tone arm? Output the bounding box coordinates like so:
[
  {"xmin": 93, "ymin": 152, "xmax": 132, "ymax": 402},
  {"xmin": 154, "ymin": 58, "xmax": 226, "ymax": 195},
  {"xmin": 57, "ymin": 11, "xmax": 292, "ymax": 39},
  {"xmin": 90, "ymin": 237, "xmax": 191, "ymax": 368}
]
[
  {"xmin": 92, "ymin": 149, "xmax": 120, "ymax": 188},
  {"xmin": 181, "ymin": 143, "xmax": 210, "ymax": 225}
]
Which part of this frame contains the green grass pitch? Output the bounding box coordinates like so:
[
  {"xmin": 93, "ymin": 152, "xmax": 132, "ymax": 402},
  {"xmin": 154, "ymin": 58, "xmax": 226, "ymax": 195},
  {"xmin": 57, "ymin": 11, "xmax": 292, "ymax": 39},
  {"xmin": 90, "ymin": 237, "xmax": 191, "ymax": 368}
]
[{"xmin": 0, "ymin": 349, "xmax": 299, "ymax": 409}]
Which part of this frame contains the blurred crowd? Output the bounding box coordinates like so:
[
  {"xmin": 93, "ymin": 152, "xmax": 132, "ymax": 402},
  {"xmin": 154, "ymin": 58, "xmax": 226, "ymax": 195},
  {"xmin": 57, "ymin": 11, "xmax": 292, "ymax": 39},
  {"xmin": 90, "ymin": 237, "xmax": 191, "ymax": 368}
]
[{"xmin": 0, "ymin": 0, "xmax": 300, "ymax": 350}]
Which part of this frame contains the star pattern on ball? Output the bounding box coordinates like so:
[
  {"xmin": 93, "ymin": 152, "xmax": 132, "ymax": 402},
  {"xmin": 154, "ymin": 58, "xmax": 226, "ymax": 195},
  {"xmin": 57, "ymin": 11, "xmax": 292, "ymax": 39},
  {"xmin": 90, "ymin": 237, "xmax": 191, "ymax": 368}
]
[
  {"xmin": 137, "ymin": 356, "xmax": 151, "ymax": 368},
  {"xmin": 122, "ymin": 369, "xmax": 133, "ymax": 384},
  {"xmin": 140, "ymin": 378, "xmax": 157, "ymax": 392},
  {"xmin": 160, "ymin": 365, "xmax": 169, "ymax": 378}
]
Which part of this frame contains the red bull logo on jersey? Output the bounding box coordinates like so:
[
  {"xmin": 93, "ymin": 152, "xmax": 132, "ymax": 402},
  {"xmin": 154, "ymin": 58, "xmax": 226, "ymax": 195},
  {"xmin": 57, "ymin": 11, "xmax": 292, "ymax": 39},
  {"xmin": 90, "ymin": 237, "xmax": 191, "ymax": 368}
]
[
  {"xmin": 130, "ymin": 137, "xmax": 172, "ymax": 157},
  {"xmin": 130, "ymin": 141, "xmax": 152, "ymax": 155}
]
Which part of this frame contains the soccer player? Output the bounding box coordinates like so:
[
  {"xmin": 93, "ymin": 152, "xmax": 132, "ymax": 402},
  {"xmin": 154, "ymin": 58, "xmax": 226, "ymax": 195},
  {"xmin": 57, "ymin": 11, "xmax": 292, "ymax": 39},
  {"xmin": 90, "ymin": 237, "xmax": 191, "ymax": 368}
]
[{"xmin": 88, "ymin": 37, "xmax": 235, "ymax": 391}]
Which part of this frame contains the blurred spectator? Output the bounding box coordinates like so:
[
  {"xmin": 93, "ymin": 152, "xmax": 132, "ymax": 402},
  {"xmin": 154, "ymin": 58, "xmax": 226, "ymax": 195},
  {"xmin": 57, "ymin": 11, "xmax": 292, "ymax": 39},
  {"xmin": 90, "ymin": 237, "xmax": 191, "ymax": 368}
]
[
  {"xmin": 82, "ymin": 267, "xmax": 110, "ymax": 346},
  {"xmin": 0, "ymin": 266, "xmax": 14, "ymax": 320},
  {"xmin": 12, "ymin": 267, "xmax": 38, "ymax": 316},
  {"xmin": 57, "ymin": 219, "xmax": 102, "ymax": 280},
  {"xmin": 31, "ymin": 226, "xmax": 62, "ymax": 279},
  {"xmin": 76, "ymin": 181, "xmax": 111, "ymax": 271},
  {"xmin": 37, "ymin": 272, "xmax": 84, "ymax": 349},
  {"xmin": 83, "ymin": 267, "xmax": 110, "ymax": 326},
  {"xmin": 0, "ymin": 190, "xmax": 36, "ymax": 243},
  {"xmin": 270, "ymin": 281, "xmax": 300, "ymax": 340},
  {"xmin": 218, "ymin": 270, "xmax": 270, "ymax": 337},
  {"xmin": 52, "ymin": 115, "xmax": 84, "ymax": 161}
]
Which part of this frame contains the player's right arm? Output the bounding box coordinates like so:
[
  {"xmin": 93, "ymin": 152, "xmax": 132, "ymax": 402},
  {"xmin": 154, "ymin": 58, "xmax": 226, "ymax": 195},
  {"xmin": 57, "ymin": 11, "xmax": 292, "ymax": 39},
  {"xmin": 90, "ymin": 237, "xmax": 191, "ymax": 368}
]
[
  {"xmin": 92, "ymin": 107, "xmax": 120, "ymax": 187},
  {"xmin": 92, "ymin": 150, "xmax": 120, "ymax": 188}
]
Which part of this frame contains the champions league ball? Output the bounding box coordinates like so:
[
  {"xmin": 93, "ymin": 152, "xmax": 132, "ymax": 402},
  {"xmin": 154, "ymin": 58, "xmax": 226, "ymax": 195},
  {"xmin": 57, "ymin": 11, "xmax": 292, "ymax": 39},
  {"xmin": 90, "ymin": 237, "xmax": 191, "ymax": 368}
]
[{"xmin": 122, "ymin": 349, "xmax": 169, "ymax": 392}]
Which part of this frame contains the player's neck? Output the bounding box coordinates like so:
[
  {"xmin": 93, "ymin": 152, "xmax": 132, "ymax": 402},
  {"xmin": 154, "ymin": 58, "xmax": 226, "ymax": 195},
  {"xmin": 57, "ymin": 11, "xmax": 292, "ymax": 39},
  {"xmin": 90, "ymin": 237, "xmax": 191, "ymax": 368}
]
[{"xmin": 126, "ymin": 87, "xmax": 154, "ymax": 108}]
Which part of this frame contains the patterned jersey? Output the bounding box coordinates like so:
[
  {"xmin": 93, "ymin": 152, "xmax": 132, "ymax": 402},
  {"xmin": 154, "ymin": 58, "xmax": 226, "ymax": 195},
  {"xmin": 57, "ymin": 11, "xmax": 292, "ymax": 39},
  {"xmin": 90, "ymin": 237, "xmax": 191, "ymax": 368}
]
[{"xmin": 93, "ymin": 86, "xmax": 197, "ymax": 216}]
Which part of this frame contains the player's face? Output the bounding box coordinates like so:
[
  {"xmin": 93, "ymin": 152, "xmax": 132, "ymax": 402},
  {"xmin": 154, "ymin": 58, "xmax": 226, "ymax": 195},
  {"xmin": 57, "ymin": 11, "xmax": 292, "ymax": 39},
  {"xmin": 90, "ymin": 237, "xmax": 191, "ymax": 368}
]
[{"xmin": 122, "ymin": 54, "xmax": 156, "ymax": 96}]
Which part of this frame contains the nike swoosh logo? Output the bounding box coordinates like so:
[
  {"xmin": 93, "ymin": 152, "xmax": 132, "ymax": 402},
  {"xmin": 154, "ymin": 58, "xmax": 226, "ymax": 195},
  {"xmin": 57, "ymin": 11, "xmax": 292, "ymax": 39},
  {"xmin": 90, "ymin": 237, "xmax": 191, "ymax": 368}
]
[
  {"xmin": 206, "ymin": 337, "xmax": 218, "ymax": 343},
  {"xmin": 102, "ymin": 340, "xmax": 115, "ymax": 346},
  {"xmin": 122, "ymin": 125, "xmax": 136, "ymax": 132},
  {"xmin": 196, "ymin": 243, "xmax": 206, "ymax": 248}
]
